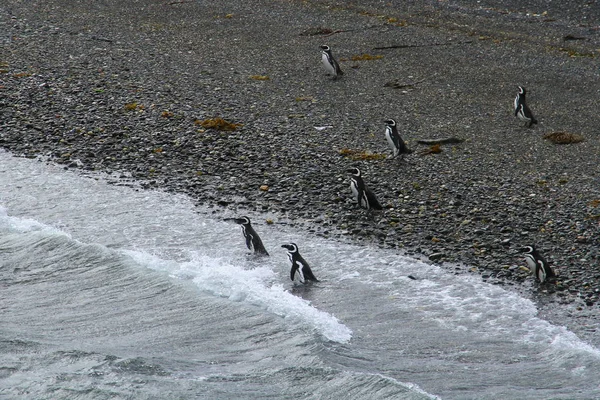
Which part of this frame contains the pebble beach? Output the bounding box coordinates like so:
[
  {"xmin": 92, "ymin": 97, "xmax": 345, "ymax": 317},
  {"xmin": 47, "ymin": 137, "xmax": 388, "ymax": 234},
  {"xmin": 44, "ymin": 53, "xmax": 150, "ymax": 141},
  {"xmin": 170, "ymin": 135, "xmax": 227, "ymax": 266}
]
[{"xmin": 1, "ymin": 0, "xmax": 599, "ymax": 342}]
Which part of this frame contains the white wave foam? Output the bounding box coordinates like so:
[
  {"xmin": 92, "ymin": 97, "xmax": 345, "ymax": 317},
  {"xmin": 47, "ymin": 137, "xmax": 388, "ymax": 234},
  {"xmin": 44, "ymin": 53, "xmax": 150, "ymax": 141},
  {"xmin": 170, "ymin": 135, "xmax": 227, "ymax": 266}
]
[
  {"xmin": 123, "ymin": 250, "xmax": 353, "ymax": 343},
  {"xmin": 0, "ymin": 206, "xmax": 68, "ymax": 236}
]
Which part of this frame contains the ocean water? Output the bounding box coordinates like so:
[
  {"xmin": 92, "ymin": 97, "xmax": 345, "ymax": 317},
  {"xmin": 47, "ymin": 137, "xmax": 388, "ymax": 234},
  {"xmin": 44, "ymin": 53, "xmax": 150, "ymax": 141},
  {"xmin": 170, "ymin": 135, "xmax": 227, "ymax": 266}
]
[{"xmin": 1, "ymin": 149, "xmax": 599, "ymax": 400}]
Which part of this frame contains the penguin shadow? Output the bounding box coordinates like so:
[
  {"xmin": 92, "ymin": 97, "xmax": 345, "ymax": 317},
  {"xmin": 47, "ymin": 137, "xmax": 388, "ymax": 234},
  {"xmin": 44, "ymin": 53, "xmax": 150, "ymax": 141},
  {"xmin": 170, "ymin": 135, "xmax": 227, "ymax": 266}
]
[
  {"xmin": 389, "ymin": 157, "xmax": 412, "ymax": 165},
  {"xmin": 242, "ymin": 253, "xmax": 270, "ymax": 268},
  {"xmin": 290, "ymin": 275, "xmax": 332, "ymax": 304},
  {"xmin": 389, "ymin": 153, "xmax": 414, "ymax": 165},
  {"xmin": 290, "ymin": 281, "xmax": 321, "ymax": 300},
  {"xmin": 345, "ymin": 204, "xmax": 384, "ymax": 223}
]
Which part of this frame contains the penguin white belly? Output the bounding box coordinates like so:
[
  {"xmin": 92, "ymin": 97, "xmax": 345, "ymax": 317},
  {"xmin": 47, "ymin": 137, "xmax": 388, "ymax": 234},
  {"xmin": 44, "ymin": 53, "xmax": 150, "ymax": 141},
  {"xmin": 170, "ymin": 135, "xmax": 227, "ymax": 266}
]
[
  {"xmin": 517, "ymin": 105, "xmax": 531, "ymax": 122},
  {"xmin": 322, "ymin": 53, "xmax": 336, "ymax": 76},
  {"xmin": 359, "ymin": 192, "xmax": 370, "ymax": 209},
  {"xmin": 295, "ymin": 262, "xmax": 306, "ymax": 283},
  {"xmin": 384, "ymin": 129, "xmax": 399, "ymax": 156},
  {"xmin": 524, "ymin": 255, "xmax": 536, "ymax": 271},
  {"xmin": 350, "ymin": 181, "xmax": 359, "ymax": 202}
]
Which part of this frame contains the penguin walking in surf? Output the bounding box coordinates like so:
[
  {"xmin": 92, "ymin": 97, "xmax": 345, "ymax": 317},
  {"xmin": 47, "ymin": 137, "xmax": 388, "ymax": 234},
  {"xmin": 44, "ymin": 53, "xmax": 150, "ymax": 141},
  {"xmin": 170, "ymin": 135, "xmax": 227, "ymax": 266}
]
[
  {"xmin": 347, "ymin": 167, "xmax": 383, "ymax": 211},
  {"xmin": 320, "ymin": 45, "xmax": 343, "ymax": 80},
  {"xmin": 233, "ymin": 216, "xmax": 269, "ymax": 256},
  {"xmin": 282, "ymin": 243, "xmax": 319, "ymax": 284},
  {"xmin": 383, "ymin": 119, "xmax": 412, "ymax": 159},
  {"xmin": 514, "ymin": 86, "xmax": 538, "ymax": 127},
  {"xmin": 520, "ymin": 245, "xmax": 556, "ymax": 283}
]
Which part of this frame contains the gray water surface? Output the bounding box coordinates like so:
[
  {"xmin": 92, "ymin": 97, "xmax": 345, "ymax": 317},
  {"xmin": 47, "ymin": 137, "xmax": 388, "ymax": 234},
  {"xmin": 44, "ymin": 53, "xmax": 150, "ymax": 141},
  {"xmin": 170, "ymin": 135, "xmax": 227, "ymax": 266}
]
[{"xmin": 1, "ymin": 151, "xmax": 599, "ymax": 399}]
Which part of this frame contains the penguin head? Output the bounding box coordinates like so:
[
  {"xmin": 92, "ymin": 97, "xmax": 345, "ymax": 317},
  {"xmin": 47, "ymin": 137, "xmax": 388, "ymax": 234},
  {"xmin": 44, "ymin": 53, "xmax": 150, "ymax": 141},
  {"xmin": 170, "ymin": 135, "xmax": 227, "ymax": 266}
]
[
  {"xmin": 519, "ymin": 245, "xmax": 535, "ymax": 254},
  {"xmin": 517, "ymin": 86, "xmax": 526, "ymax": 95},
  {"xmin": 233, "ymin": 216, "xmax": 251, "ymax": 226},
  {"xmin": 320, "ymin": 44, "xmax": 331, "ymax": 52},
  {"xmin": 347, "ymin": 167, "xmax": 361, "ymax": 177},
  {"xmin": 281, "ymin": 243, "xmax": 299, "ymax": 254},
  {"xmin": 384, "ymin": 119, "xmax": 397, "ymax": 127}
]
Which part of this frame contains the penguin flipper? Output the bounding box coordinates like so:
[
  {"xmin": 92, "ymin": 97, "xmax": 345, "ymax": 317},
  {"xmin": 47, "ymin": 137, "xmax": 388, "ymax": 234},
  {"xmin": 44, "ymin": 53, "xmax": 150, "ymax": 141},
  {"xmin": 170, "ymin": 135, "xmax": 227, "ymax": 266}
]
[{"xmin": 291, "ymin": 265, "xmax": 302, "ymax": 282}]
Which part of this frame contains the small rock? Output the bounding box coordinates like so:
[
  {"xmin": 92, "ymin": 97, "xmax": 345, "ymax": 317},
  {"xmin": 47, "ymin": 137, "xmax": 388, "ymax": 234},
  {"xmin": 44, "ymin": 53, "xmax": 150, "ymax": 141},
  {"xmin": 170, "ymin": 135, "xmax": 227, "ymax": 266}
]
[{"xmin": 576, "ymin": 236, "xmax": 588, "ymax": 243}]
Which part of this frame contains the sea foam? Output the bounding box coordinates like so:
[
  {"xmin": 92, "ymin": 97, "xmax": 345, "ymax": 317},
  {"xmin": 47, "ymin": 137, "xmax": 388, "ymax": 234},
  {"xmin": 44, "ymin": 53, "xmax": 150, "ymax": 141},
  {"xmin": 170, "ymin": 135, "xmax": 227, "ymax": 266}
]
[{"xmin": 123, "ymin": 249, "xmax": 353, "ymax": 343}]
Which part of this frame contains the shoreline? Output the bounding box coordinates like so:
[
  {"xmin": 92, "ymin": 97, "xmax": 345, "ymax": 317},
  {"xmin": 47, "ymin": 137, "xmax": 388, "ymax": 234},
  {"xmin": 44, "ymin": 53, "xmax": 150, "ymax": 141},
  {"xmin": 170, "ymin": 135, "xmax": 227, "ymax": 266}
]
[{"xmin": 1, "ymin": 0, "xmax": 599, "ymax": 343}]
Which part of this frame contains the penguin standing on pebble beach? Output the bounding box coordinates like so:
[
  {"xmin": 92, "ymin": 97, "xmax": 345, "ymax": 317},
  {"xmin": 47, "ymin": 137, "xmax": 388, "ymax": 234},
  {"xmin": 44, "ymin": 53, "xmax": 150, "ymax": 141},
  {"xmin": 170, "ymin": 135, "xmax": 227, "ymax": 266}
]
[
  {"xmin": 320, "ymin": 45, "xmax": 343, "ymax": 79},
  {"xmin": 383, "ymin": 119, "xmax": 412, "ymax": 159},
  {"xmin": 347, "ymin": 167, "xmax": 383, "ymax": 211},
  {"xmin": 520, "ymin": 245, "xmax": 555, "ymax": 283},
  {"xmin": 514, "ymin": 86, "xmax": 538, "ymax": 127}
]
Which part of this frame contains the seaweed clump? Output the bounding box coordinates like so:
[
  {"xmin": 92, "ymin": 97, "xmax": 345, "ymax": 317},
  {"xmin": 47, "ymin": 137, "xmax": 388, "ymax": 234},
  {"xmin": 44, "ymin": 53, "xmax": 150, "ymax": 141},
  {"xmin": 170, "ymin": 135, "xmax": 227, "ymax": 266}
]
[
  {"xmin": 339, "ymin": 148, "xmax": 387, "ymax": 160},
  {"xmin": 350, "ymin": 54, "xmax": 384, "ymax": 61},
  {"xmin": 249, "ymin": 75, "xmax": 270, "ymax": 81},
  {"xmin": 543, "ymin": 132, "xmax": 584, "ymax": 144},
  {"xmin": 419, "ymin": 144, "xmax": 442, "ymax": 155},
  {"xmin": 299, "ymin": 27, "xmax": 334, "ymax": 36},
  {"xmin": 124, "ymin": 102, "xmax": 144, "ymax": 111},
  {"xmin": 195, "ymin": 118, "xmax": 243, "ymax": 131}
]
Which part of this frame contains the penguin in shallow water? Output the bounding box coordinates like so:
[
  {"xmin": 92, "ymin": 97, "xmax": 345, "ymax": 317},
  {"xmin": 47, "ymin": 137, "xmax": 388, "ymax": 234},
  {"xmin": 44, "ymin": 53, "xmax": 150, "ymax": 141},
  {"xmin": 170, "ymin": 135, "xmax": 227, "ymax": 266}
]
[
  {"xmin": 282, "ymin": 243, "xmax": 318, "ymax": 284},
  {"xmin": 347, "ymin": 167, "xmax": 383, "ymax": 210},
  {"xmin": 514, "ymin": 86, "xmax": 538, "ymax": 127},
  {"xmin": 383, "ymin": 119, "xmax": 412, "ymax": 159},
  {"xmin": 233, "ymin": 216, "xmax": 269, "ymax": 256},
  {"xmin": 320, "ymin": 45, "xmax": 343, "ymax": 79},
  {"xmin": 520, "ymin": 245, "xmax": 555, "ymax": 283}
]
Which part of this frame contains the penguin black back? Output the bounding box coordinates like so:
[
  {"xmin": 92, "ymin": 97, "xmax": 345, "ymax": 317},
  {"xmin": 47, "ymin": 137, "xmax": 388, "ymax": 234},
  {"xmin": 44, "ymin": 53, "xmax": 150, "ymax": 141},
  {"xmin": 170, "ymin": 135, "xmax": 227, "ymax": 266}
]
[
  {"xmin": 233, "ymin": 216, "xmax": 269, "ymax": 256},
  {"xmin": 282, "ymin": 243, "xmax": 318, "ymax": 283},
  {"xmin": 347, "ymin": 167, "xmax": 383, "ymax": 210}
]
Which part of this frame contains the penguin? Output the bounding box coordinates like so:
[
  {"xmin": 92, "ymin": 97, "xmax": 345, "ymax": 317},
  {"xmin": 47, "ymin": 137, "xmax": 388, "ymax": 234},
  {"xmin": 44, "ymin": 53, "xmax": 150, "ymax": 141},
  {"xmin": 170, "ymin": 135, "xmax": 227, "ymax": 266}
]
[
  {"xmin": 281, "ymin": 243, "xmax": 319, "ymax": 283},
  {"xmin": 233, "ymin": 216, "xmax": 269, "ymax": 256},
  {"xmin": 383, "ymin": 119, "xmax": 412, "ymax": 159},
  {"xmin": 520, "ymin": 245, "xmax": 556, "ymax": 283},
  {"xmin": 514, "ymin": 86, "xmax": 538, "ymax": 127},
  {"xmin": 347, "ymin": 167, "xmax": 383, "ymax": 210},
  {"xmin": 320, "ymin": 45, "xmax": 343, "ymax": 79}
]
